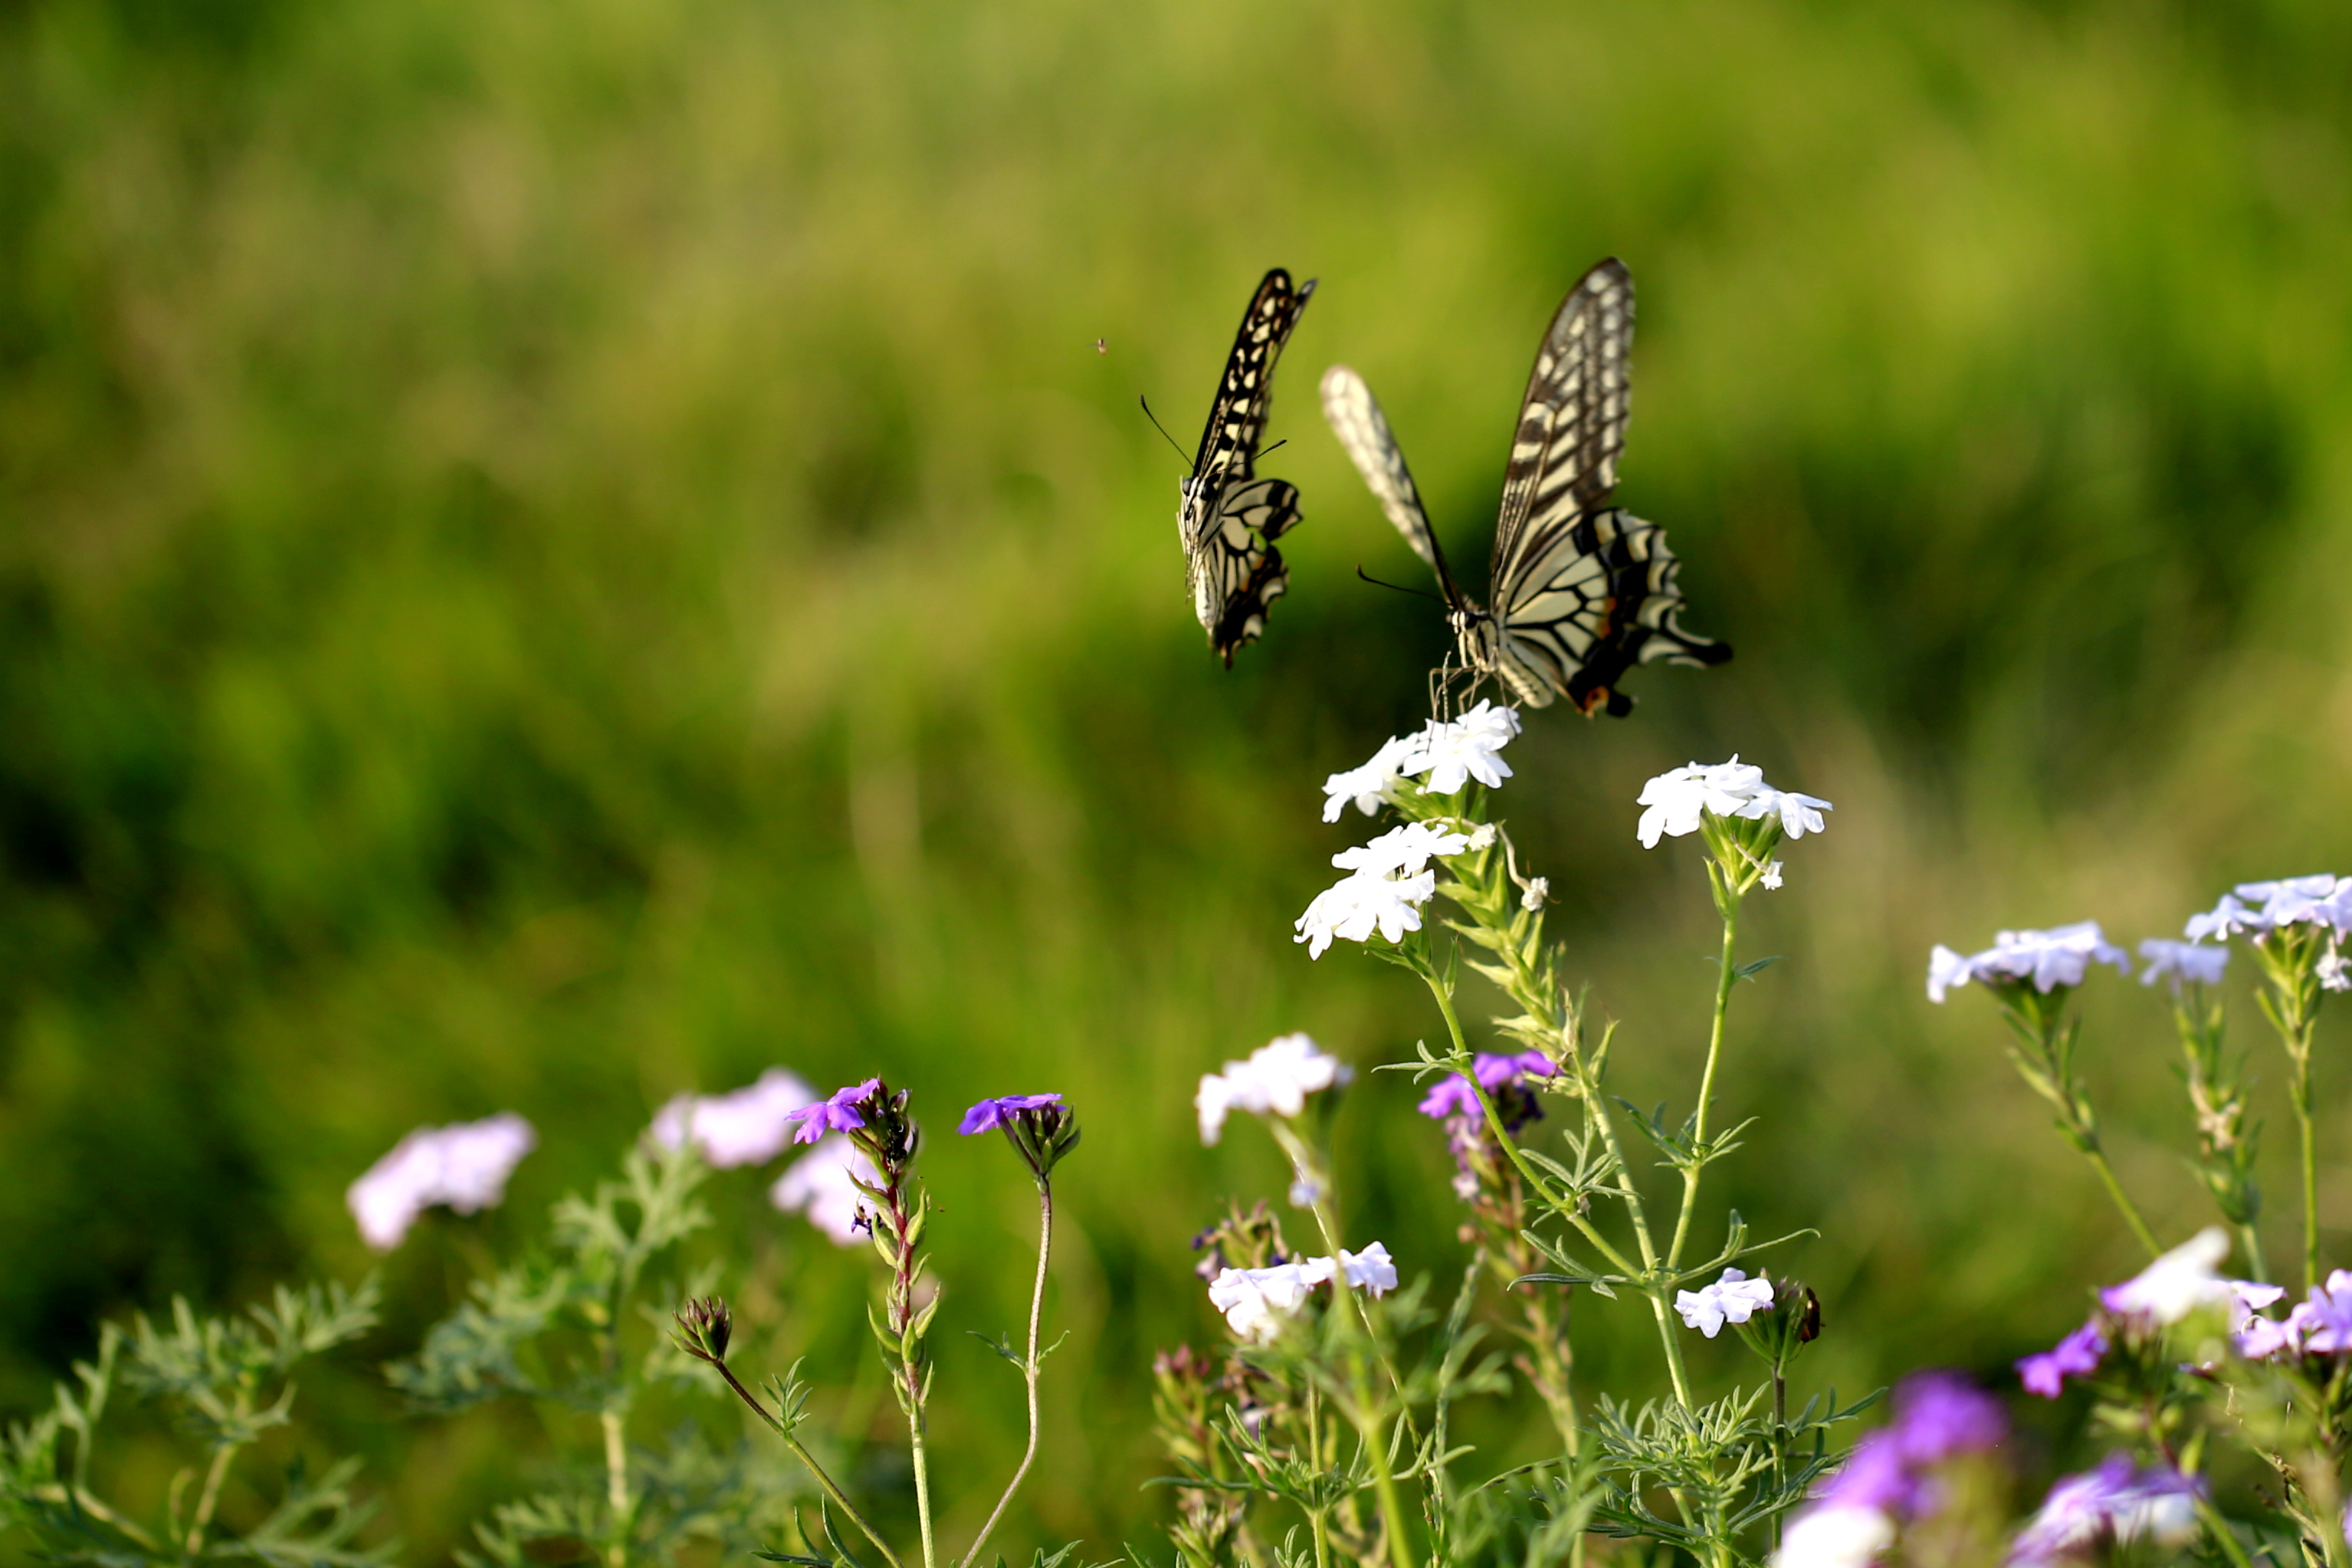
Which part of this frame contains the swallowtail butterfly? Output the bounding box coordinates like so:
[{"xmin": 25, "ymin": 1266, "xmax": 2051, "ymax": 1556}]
[
  {"xmin": 1181, "ymin": 268, "xmax": 1316, "ymax": 664},
  {"xmin": 1319, "ymin": 258, "xmax": 1729, "ymax": 714}
]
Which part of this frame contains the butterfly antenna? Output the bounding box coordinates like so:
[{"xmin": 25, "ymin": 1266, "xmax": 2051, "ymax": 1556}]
[
  {"xmin": 1137, "ymin": 395, "xmax": 1192, "ymax": 465},
  {"xmin": 1255, "ymin": 438, "xmax": 1288, "ymax": 461},
  {"xmin": 1355, "ymin": 566, "xmax": 1448, "ymax": 605}
]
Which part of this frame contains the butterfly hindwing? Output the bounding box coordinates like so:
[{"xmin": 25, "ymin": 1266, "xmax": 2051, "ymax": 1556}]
[{"xmin": 1182, "ymin": 269, "xmax": 1315, "ymax": 664}]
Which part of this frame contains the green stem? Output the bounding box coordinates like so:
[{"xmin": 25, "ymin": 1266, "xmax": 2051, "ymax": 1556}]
[
  {"xmin": 908, "ymin": 1412, "xmax": 937, "ymax": 1568},
  {"xmin": 185, "ymin": 1440, "xmax": 239, "ymax": 1555},
  {"xmin": 2085, "ymin": 1145, "xmax": 2163, "ymax": 1259},
  {"xmin": 2194, "ymin": 1498, "xmax": 2255, "ymax": 1568},
  {"xmin": 1665, "ymin": 891, "xmax": 1740, "ymax": 1270},
  {"xmin": 959, "ymin": 1186, "xmax": 1054, "ymax": 1568},
  {"xmin": 710, "ymin": 1361, "xmax": 904, "ymax": 1568},
  {"xmin": 601, "ymin": 1409, "xmax": 631, "ymax": 1568}
]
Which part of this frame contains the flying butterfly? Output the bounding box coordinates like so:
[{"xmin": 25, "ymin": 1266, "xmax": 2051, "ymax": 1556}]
[
  {"xmin": 1179, "ymin": 267, "xmax": 1317, "ymax": 665},
  {"xmin": 1319, "ymin": 257, "xmax": 1730, "ymax": 714}
]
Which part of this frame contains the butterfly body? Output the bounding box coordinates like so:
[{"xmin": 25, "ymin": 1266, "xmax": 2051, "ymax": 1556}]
[
  {"xmin": 1179, "ymin": 269, "xmax": 1316, "ymax": 665},
  {"xmin": 1319, "ymin": 258, "xmax": 1728, "ymax": 714}
]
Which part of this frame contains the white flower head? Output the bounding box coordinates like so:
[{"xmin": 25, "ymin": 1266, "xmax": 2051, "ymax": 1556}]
[
  {"xmin": 2320, "ymin": 941, "xmax": 2350, "ymax": 994},
  {"xmin": 1320, "ymin": 733, "xmax": 1424, "ymax": 822},
  {"xmin": 1208, "ymin": 1258, "xmax": 1336, "ymax": 1340},
  {"xmin": 1331, "ymin": 821, "xmax": 1470, "ymax": 878},
  {"xmin": 1636, "ymin": 756, "xmax": 1764, "ymax": 848},
  {"xmin": 1674, "ymin": 1267, "xmax": 1777, "ymax": 1338},
  {"xmin": 1465, "ymin": 822, "xmax": 1499, "ymax": 851},
  {"xmin": 2136, "ymin": 939, "xmax": 2228, "ymax": 993},
  {"xmin": 651, "ymin": 1068, "xmax": 817, "ymax": 1169},
  {"xmin": 1337, "ymin": 1242, "xmax": 1399, "ymax": 1297},
  {"xmin": 2099, "ymin": 1226, "xmax": 2233, "ymax": 1324},
  {"xmin": 1929, "ymin": 923, "xmax": 2131, "ymax": 1001},
  {"xmin": 1760, "ymin": 861, "xmax": 1783, "ymax": 891},
  {"xmin": 1402, "ymin": 702, "xmax": 1521, "ymax": 796},
  {"xmin": 1771, "ymin": 1503, "xmax": 1894, "ymax": 1568},
  {"xmin": 348, "ymin": 1113, "xmax": 537, "ymax": 1251},
  {"xmin": 2186, "ymin": 875, "xmax": 2352, "ymax": 940},
  {"xmin": 1520, "ymin": 874, "xmax": 1550, "ymax": 910},
  {"xmin": 1196, "ymin": 1033, "xmax": 1353, "ymax": 1145},
  {"xmin": 769, "ymin": 1133, "xmax": 882, "ymax": 1245},
  {"xmin": 1294, "ymin": 869, "xmax": 1437, "ymax": 959}
]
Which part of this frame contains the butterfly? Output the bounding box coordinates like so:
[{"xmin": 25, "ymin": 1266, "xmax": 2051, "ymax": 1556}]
[
  {"xmin": 1180, "ymin": 268, "xmax": 1317, "ymax": 665},
  {"xmin": 1319, "ymin": 257, "xmax": 1730, "ymax": 714}
]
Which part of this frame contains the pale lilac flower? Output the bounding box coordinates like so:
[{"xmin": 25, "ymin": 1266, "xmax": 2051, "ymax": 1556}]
[
  {"xmin": 1294, "ymin": 868, "xmax": 1437, "ymax": 958},
  {"xmin": 1404, "ymin": 701, "xmax": 1521, "ymax": 795},
  {"xmin": 2006, "ymin": 1455, "xmax": 2200, "ymax": 1566},
  {"xmin": 2098, "ymin": 1226, "xmax": 2232, "ymax": 1324},
  {"xmin": 1196, "ymin": 1033, "xmax": 1353, "ymax": 1145},
  {"xmin": 1321, "ymin": 733, "xmax": 1422, "ymax": 822},
  {"xmin": 2186, "ymin": 874, "xmax": 2352, "ymax": 940},
  {"xmin": 1885, "ymin": 1373, "xmax": 2008, "ymax": 1464},
  {"xmin": 348, "ymin": 1113, "xmax": 537, "ymax": 1251},
  {"xmin": 2183, "ymin": 893, "xmax": 2259, "ymax": 942},
  {"xmin": 770, "ymin": 1133, "xmax": 881, "ymax": 1245},
  {"xmin": 2321, "ymin": 941, "xmax": 2350, "ymax": 993},
  {"xmin": 2018, "ymin": 1319, "xmax": 2108, "ymax": 1398},
  {"xmin": 2236, "ymin": 1310, "xmax": 2305, "ymax": 1361},
  {"xmin": 1331, "ymin": 821, "xmax": 1470, "ymax": 878},
  {"xmin": 1637, "ymin": 756, "xmax": 1766, "ymax": 848},
  {"xmin": 956, "ymin": 1092, "xmax": 1063, "ymax": 1135},
  {"xmin": 789, "ymin": 1079, "xmax": 881, "ymax": 1144},
  {"xmin": 1927, "ymin": 923, "xmax": 2132, "ymax": 1002},
  {"xmin": 1337, "ymin": 1242, "xmax": 1398, "ymax": 1297},
  {"xmin": 2135, "ymin": 939, "xmax": 2228, "ymax": 992},
  {"xmin": 2299, "ymin": 1271, "xmax": 2352, "ymax": 1353},
  {"xmin": 1675, "ymin": 1267, "xmax": 1777, "ymax": 1337},
  {"xmin": 650, "ymin": 1069, "xmax": 816, "ymax": 1168},
  {"xmin": 1771, "ymin": 1502, "xmax": 1894, "ymax": 1568},
  {"xmin": 1208, "ymin": 1258, "xmax": 1336, "ymax": 1340}
]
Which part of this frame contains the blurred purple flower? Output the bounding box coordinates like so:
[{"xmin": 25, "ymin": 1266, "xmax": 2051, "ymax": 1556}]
[
  {"xmin": 2007, "ymin": 1454, "xmax": 2200, "ymax": 1566},
  {"xmin": 2299, "ymin": 1270, "xmax": 2352, "ymax": 1353},
  {"xmin": 651, "ymin": 1068, "xmax": 816, "ymax": 1168},
  {"xmin": 789, "ymin": 1078, "xmax": 881, "ymax": 1145},
  {"xmin": 2018, "ymin": 1320, "xmax": 2108, "ymax": 1399},
  {"xmin": 347, "ymin": 1113, "xmax": 536, "ymax": 1251},
  {"xmin": 1780, "ymin": 1373, "xmax": 2008, "ymax": 1566},
  {"xmin": 770, "ymin": 1133, "xmax": 881, "ymax": 1245},
  {"xmin": 1888, "ymin": 1371, "xmax": 2009, "ymax": 1464},
  {"xmin": 2136, "ymin": 939, "xmax": 2229, "ymax": 993},
  {"xmin": 1415, "ymin": 1051, "xmax": 1560, "ymax": 1122},
  {"xmin": 957, "ymin": 1092, "xmax": 1063, "ymax": 1135}
]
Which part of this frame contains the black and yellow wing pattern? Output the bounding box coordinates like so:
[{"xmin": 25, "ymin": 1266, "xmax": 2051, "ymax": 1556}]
[
  {"xmin": 1180, "ymin": 268, "xmax": 1316, "ymax": 665},
  {"xmin": 1319, "ymin": 258, "xmax": 1729, "ymax": 715}
]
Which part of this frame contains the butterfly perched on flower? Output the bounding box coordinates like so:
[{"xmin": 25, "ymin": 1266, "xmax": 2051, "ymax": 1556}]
[
  {"xmin": 1319, "ymin": 258, "xmax": 1729, "ymax": 714},
  {"xmin": 1180, "ymin": 268, "xmax": 1317, "ymax": 665}
]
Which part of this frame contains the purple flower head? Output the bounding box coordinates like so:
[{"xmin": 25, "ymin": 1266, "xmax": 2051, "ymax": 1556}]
[
  {"xmin": 2017, "ymin": 1319, "xmax": 2108, "ymax": 1399},
  {"xmin": 957, "ymin": 1092, "xmax": 1064, "ymax": 1135},
  {"xmin": 2007, "ymin": 1455, "xmax": 2202, "ymax": 1566},
  {"xmin": 1818, "ymin": 1432, "xmax": 1919, "ymax": 1517},
  {"xmin": 1416, "ymin": 1051, "xmax": 1559, "ymax": 1120},
  {"xmin": 2301, "ymin": 1270, "xmax": 2352, "ymax": 1353},
  {"xmin": 1888, "ymin": 1371, "xmax": 2009, "ymax": 1465},
  {"xmin": 789, "ymin": 1078, "xmax": 881, "ymax": 1145}
]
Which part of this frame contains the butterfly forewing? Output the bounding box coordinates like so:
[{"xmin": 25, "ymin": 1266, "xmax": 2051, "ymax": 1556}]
[
  {"xmin": 1317, "ymin": 366, "xmax": 1464, "ymax": 604},
  {"xmin": 1181, "ymin": 269, "xmax": 1315, "ymax": 664},
  {"xmin": 1491, "ymin": 259, "xmax": 1634, "ymax": 578}
]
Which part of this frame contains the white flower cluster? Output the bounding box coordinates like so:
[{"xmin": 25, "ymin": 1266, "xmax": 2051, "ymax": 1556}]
[
  {"xmin": 1318, "ymin": 702, "xmax": 1522, "ymax": 822},
  {"xmin": 770, "ymin": 1133, "xmax": 882, "ymax": 1245},
  {"xmin": 1294, "ymin": 820, "xmax": 1470, "ymax": 958},
  {"xmin": 1196, "ymin": 1033, "xmax": 1353, "ymax": 1145},
  {"xmin": 650, "ymin": 1068, "xmax": 816, "ymax": 1169},
  {"xmin": 2135, "ymin": 938, "xmax": 2229, "ymax": 992},
  {"xmin": 2098, "ymin": 1228, "xmax": 2239, "ymax": 1324},
  {"xmin": 2184, "ymin": 874, "xmax": 2352, "ymax": 942},
  {"xmin": 1674, "ymin": 1266, "xmax": 1777, "ymax": 1337},
  {"xmin": 1633, "ymin": 755, "xmax": 1831, "ymax": 875},
  {"xmin": 1206, "ymin": 1242, "xmax": 1399, "ymax": 1340},
  {"xmin": 347, "ymin": 1113, "xmax": 537, "ymax": 1251},
  {"xmin": 1926, "ymin": 921, "xmax": 2132, "ymax": 1003}
]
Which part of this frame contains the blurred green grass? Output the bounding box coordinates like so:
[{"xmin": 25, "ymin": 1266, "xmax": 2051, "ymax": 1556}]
[{"xmin": 5, "ymin": 0, "xmax": 2352, "ymax": 1557}]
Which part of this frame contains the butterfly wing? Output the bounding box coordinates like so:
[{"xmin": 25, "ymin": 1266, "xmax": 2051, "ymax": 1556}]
[
  {"xmin": 1317, "ymin": 364, "xmax": 1468, "ymax": 609},
  {"xmin": 1486, "ymin": 258, "xmax": 1729, "ymax": 713},
  {"xmin": 1182, "ymin": 269, "xmax": 1315, "ymax": 664}
]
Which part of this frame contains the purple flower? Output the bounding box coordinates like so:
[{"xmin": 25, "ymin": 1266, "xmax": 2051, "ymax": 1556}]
[
  {"xmin": 1888, "ymin": 1371, "xmax": 2009, "ymax": 1463},
  {"xmin": 347, "ymin": 1113, "xmax": 537, "ymax": 1251},
  {"xmin": 2300, "ymin": 1271, "xmax": 2352, "ymax": 1353},
  {"xmin": 789, "ymin": 1078, "xmax": 881, "ymax": 1145},
  {"xmin": 1415, "ymin": 1051, "xmax": 1559, "ymax": 1121},
  {"xmin": 957, "ymin": 1092, "xmax": 1064, "ymax": 1135},
  {"xmin": 2007, "ymin": 1455, "xmax": 2201, "ymax": 1566},
  {"xmin": 1816, "ymin": 1432, "xmax": 1918, "ymax": 1516},
  {"xmin": 2017, "ymin": 1320, "xmax": 2108, "ymax": 1399}
]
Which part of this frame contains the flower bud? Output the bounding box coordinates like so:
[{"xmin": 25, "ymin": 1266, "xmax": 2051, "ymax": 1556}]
[{"xmin": 674, "ymin": 1294, "xmax": 733, "ymax": 1363}]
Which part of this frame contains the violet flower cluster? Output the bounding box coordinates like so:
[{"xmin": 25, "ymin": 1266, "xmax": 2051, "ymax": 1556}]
[
  {"xmin": 1773, "ymin": 1373, "xmax": 2007, "ymax": 1568},
  {"xmin": 2006, "ymin": 1454, "xmax": 2202, "ymax": 1566},
  {"xmin": 1416, "ymin": 1050, "xmax": 1558, "ymax": 1199},
  {"xmin": 347, "ymin": 1112, "xmax": 537, "ymax": 1250},
  {"xmin": 2012, "ymin": 1228, "xmax": 2281, "ymax": 1396}
]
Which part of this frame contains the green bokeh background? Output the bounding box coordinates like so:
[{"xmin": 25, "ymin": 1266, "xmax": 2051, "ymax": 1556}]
[{"xmin": 6, "ymin": 0, "xmax": 2352, "ymax": 1558}]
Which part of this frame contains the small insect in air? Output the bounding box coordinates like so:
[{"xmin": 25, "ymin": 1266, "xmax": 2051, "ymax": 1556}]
[
  {"xmin": 1171, "ymin": 268, "xmax": 1317, "ymax": 665},
  {"xmin": 1320, "ymin": 257, "xmax": 1729, "ymax": 715},
  {"xmin": 1095, "ymin": 337, "xmax": 1107, "ymax": 354}
]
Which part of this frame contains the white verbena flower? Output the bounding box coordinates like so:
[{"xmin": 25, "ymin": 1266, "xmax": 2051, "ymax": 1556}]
[
  {"xmin": 1196, "ymin": 1033, "xmax": 1353, "ymax": 1145},
  {"xmin": 348, "ymin": 1112, "xmax": 537, "ymax": 1251},
  {"xmin": 1403, "ymin": 701, "xmax": 1521, "ymax": 795},
  {"xmin": 1331, "ymin": 821, "xmax": 1470, "ymax": 878},
  {"xmin": 2186, "ymin": 874, "xmax": 2352, "ymax": 940},
  {"xmin": 1635, "ymin": 756, "xmax": 1833, "ymax": 851},
  {"xmin": 1520, "ymin": 874, "xmax": 1550, "ymax": 910},
  {"xmin": 1320, "ymin": 733, "xmax": 1424, "ymax": 822},
  {"xmin": 2320, "ymin": 941, "xmax": 2350, "ymax": 994},
  {"xmin": 650, "ymin": 1068, "xmax": 817, "ymax": 1169},
  {"xmin": 2098, "ymin": 1227, "xmax": 2233, "ymax": 1324},
  {"xmin": 1771, "ymin": 1503, "xmax": 1894, "ymax": 1568},
  {"xmin": 769, "ymin": 1133, "xmax": 881, "ymax": 1245},
  {"xmin": 2136, "ymin": 939, "xmax": 2228, "ymax": 992},
  {"xmin": 1294, "ymin": 869, "xmax": 1438, "ymax": 959},
  {"xmin": 1337, "ymin": 1242, "xmax": 1399, "ymax": 1297},
  {"xmin": 1208, "ymin": 1258, "xmax": 1337, "ymax": 1340},
  {"xmin": 1760, "ymin": 861, "xmax": 1783, "ymax": 891},
  {"xmin": 1675, "ymin": 1267, "xmax": 1776, "ymax": 1338},
  {"xmin": 1926, "ymin": 922, "xmax": 2132, "ymax": 1002},
  {"xmin": 1464, "ymin": 822, "xmax": 1499, "ymax": 851}
]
